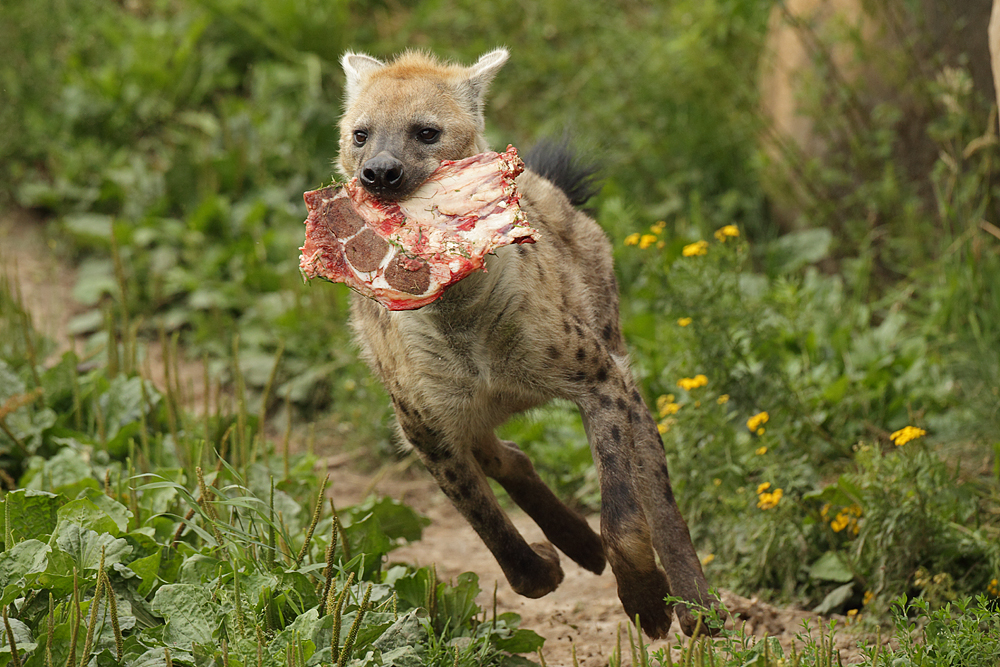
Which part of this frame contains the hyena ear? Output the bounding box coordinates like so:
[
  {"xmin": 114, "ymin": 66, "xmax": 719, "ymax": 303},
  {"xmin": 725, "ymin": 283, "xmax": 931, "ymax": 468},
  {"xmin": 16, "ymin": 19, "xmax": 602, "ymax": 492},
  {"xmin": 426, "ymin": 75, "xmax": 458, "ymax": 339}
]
[
  {"xmin": 341, "ymin": 52, "xmax": 385, "ymax": 106},
  {"xmin": 459, "ymin": 48, "xmax": 510, "ymax": 127}
]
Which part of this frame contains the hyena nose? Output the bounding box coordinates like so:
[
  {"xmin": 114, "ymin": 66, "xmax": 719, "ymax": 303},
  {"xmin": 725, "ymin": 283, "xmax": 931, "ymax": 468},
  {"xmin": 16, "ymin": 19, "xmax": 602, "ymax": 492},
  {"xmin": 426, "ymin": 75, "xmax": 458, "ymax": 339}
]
[{"xmin": 360, "ymin": 152, "xmax": 404, "ymax": 194}]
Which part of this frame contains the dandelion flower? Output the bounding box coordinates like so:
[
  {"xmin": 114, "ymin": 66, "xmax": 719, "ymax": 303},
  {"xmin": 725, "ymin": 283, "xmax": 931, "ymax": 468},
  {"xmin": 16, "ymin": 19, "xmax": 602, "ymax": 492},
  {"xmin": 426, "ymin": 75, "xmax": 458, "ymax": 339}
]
[
  {"xmin": 639, "ymin": 234, "xmax": 658, "ymax": 249},
  {"xmin": 747, "ymin": 411, "xmax": 769, "ymax": 432},
  {"xmin": 677, "ymin": 375, "xmax": 708, "ymax": 391},
  {"xmin": 677, "ymin": 317, "xmax": 693, "ymax": 327},
  {"xmin": 863, "ymin": 591, "xmax": 875, "ymax": 606},
  {"xmin": 650, "ymin": 220, "xmax": 666, "ymax": 234},
  {"xmin": 890, "ymin": 425, "xmax": 926, "ymax": 446},
  {"xmin": 714, "ymin": 225, "xmax": 740, "ymax": 242},
  {"xmin": 682, "ymin": 240, "xmax": 709, "ymax": 257},
  {"xmin": 757, "ymin": 486, "xmax": 783, "ymax": 510},
  {"xmin": 624, "ymin": 233, "xmax": 640, "ymax": 246},
  {"xmin": 701, "ymin": 554, "xmax": 715, "ymax": 566},
  {"xmin": 988, "ymin": 578, "xmax": 999, "ymax": 597},
  {"xmin": 657, "ymin": 423, "xmax": 669, "ymax": 435},
  {"xmin": 755, "ymin": 446, "xmax": 768, "ymax": 456},
  {"xmin": 717, "ymin": 394, "xmax": 729, "ymax": 404}
]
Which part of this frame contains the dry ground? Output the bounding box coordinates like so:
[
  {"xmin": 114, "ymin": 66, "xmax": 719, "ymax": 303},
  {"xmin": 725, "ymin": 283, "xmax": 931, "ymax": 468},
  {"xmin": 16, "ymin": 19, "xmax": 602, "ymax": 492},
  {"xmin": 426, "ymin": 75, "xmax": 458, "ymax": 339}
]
[{"xmin": 2, "ymin": 212, "xmax": 878, "ymax": 666}]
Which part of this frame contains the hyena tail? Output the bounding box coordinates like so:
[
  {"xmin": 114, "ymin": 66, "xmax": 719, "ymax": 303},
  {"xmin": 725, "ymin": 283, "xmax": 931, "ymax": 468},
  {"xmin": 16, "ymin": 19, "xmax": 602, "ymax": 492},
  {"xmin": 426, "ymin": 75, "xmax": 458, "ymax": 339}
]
[{"xmin": 523, "ymin": 138, "xmax": 601, "ymax": 210}]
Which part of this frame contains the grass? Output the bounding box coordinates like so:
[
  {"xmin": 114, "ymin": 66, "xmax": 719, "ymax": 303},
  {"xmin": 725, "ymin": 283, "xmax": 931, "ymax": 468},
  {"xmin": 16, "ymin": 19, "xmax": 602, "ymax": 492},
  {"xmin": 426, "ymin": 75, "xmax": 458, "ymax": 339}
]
[{"xmin": 1, "ymin": 0, "xmax": 1000, "ymax": 663}]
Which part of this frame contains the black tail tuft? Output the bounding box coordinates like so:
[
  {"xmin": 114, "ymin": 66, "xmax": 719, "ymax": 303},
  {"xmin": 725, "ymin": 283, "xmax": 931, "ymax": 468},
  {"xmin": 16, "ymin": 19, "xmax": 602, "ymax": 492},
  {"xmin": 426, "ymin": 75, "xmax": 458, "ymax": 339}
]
[{"xmin": 522, "ymin": 138, "xmax": 602, "ymax": 210}]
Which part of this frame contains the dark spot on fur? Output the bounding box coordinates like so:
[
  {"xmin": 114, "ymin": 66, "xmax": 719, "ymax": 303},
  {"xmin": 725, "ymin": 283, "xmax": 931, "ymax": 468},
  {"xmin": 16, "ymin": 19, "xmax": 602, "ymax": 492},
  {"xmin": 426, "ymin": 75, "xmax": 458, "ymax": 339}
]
[
  {"xmin": 631, "ymin": 389, "xmax": 643, "ymax": 404},
  {"xmin": 576, "ymin": 347, "xmax": 586, "ymax": 362},
  {"xmin": 611, "ymin": 425, "xmax": 621, "ymax": 443},
  {"xmin": 457, "ymin": 482, "xmax": 473, "ymax": 501},
  {"xmin": 546, "ymin": 346, "xmax": 561, "ymax": 360},
  {"xmin": 602, "ymin": 322, "xmax": 614, "ymax": 341},
  {"xmin": 563, "ymin": 321, "xmax": 572, "ymax": 334},
  {"xmin": 571, "ymin": 370, "xmax": 587, "ymax": 383},
  {"xmin": 596, "ymin": 392, "xmax": 612, "ymax": 408},
  {"xmin": 573, "ymin": 323, "xmax": 583, "ymax": 337},
  {"xmin": 345, "ymin": 227, "xmax": 390, "ymax": 272},
  {"xmin": 517, "ymin": 245, "xmax": 527, "ymax": 256},
  {"xmin": 617, "ymin": 398, "xmax": 627, "ymax": 411},
  {"xmin": 595, "ymin": 365, "xmax": 609, "ymax": 383},
  {"xmin": 444, "ymin": 469, "xmax": 458, "ymax": 484}
]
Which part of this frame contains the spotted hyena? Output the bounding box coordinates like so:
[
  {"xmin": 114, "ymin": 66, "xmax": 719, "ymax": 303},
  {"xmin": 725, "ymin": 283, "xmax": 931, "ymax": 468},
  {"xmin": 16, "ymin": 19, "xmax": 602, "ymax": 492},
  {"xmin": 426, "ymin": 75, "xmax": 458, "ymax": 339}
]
[{"xmin": 335, "ymin": 47, "xmax": 720, "ymax": 637}]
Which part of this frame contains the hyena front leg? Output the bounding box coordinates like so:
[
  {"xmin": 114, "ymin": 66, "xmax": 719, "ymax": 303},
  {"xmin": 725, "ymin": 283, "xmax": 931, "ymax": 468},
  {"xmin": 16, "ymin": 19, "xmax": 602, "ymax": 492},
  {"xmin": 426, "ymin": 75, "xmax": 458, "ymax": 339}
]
[
  {"xmin": 626, "ymin": 389, "xmax": 722, "ymax": 635},
  {"xmin": 473, "ymin": 436, "xmax": 606, "ymax": 574},
  {"xmin": 394, "ymin": 407, "xmax": 564, "ymax": 598}
]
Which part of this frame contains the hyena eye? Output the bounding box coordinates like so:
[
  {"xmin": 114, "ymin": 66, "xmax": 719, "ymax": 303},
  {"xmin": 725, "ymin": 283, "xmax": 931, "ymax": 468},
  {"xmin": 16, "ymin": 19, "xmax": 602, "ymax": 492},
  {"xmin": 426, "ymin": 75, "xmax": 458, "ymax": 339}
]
[
  {"xmin": 416, "ymin": 128, "xmax": 441, "ymax": 144},
  {"xmin": 353, "ymin": 130, "xmax": 368, "ymax": 147}
]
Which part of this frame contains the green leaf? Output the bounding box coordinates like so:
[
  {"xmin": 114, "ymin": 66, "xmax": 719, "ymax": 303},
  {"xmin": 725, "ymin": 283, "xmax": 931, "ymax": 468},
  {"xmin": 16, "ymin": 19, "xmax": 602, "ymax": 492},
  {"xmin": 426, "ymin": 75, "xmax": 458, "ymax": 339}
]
[
  {"xmin": 0, "ymin": 539, "xmax": 50, "ymax": 606},
  {"xmin": 0, "ymin": 617, "xmax": 36, "ymax": 655},
  {"xmin": 1, "ymin": 489, "xmax": 60, "ymax": 543},
  {"xmin": 809, "ymin": 551, "xmax": 855, "ymax": 583},
  {"xmin": 77, "ymin": 488, "xmax": 132, "ymax": 534},
  {"xmin": 55, "ymin": 524, "xmax": 132, "ymax": 572},
  {"xmin": 54, "ymin": 497, "xmax": 121, "ymax": 537},
  {"xmin": 151, "ymin": 583, "xmax": 217, "ymax": 647},
  {"xmin": 812, "ymin": 582, "xmax": 855, "ymax": 615},
  {"xmin": 22, "ymin": 446, "xmax": 93, "ymax": 492}
]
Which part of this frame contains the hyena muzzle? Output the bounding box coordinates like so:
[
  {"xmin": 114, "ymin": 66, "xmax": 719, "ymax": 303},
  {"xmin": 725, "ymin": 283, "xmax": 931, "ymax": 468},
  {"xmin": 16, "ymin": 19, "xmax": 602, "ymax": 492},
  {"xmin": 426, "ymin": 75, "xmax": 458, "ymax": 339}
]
[{"xmin": 334, "ymin": 47, "xmax": 721, "ymax": 638}]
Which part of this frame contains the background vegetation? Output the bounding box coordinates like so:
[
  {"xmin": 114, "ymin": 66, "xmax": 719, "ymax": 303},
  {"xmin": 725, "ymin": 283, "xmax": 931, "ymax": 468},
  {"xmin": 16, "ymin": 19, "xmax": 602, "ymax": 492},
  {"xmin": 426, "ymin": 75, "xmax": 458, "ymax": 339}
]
[{"xmin": 2, "ymin": 0, "xmax": 999, "ymax": 663}]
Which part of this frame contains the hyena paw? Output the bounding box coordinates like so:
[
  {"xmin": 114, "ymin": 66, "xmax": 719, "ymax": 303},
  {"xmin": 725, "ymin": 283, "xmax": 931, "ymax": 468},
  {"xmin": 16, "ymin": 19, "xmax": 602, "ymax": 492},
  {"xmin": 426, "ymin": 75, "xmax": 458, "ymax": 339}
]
[
  {"xmin": 617, "ymin": 569, "xmax": 674, "ymax": 639},
  {"xmin": 508, "ymin": 541, "xmax": 564, "ymax": 598},
  {"xmin": 674, "ymin": 592, "xmax": 727, "ymax": 637}
]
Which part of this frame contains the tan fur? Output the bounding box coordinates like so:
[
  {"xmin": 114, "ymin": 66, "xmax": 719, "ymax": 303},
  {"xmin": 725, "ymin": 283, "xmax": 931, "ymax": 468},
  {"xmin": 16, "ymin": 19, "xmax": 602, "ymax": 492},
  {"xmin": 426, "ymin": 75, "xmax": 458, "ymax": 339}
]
[{"xmin": 335, "ymin": 49, "xmax": 720, "ymax": 637}]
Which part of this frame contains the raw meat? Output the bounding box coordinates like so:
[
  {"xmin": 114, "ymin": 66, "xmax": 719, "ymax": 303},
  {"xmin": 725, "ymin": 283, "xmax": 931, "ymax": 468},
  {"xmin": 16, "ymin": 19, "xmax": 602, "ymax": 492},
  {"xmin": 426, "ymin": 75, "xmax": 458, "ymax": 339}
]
[{"xmin": 299, "ymin": 146, "xmax": 537, "ymax": 310}]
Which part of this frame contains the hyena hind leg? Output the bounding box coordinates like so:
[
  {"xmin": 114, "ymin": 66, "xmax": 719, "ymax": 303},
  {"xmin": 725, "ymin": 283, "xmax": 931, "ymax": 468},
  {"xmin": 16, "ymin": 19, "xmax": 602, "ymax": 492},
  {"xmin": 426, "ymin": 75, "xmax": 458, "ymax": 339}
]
[
  {"xmin": 473, "ymin": 436, "xmax": 606, "ymax": 575},
  {"xmin": 629, "ymin": 389, "xmax": 724, "ymax": 636}
]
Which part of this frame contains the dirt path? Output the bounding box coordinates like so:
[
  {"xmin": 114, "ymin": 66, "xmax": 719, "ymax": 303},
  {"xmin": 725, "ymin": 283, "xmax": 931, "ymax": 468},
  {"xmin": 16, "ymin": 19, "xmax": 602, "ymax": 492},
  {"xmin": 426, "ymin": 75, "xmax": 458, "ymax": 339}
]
[{"xmin": 3, "ymin": 211, "xmax": 874, "ymax": 666}]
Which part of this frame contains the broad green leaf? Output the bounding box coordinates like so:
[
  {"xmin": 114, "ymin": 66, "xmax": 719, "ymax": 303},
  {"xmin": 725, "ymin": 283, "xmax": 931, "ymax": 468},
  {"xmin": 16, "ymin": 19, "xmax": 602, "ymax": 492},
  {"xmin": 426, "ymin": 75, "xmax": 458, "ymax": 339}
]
[
  {"xmin": 0, "ymin": 540, "xmax": 50, "ymax": 606},
  {"xmin": 812, "ymin": 582, "xmax": 855, "ymax": 615},
  {"xmin": 1, "ymin": 489, "xmax": 60, "ymax": 543},
  {"xmin": 437, "ymin": 572, "xmax": 481, "ymax": 631},
  {"xmin": 55, "ymin": 524, "xmax": 132, "ymax": 572},
  {"xmin": 55, "ymin": 497, "xmax": 120, "ymax": 537},
  {"xmin": 127, "ymin": 549, "xmax": 163, "ymax": 597},
  {"xmin": 35, "ymin": 547, "xmax": 77, "ymax": 598},
  {"xmin": 78, "ymin": 488, "xmax": 132, "ymax": 534},
  {"xmin": 22, "ymin": 446, "xmax": 92, "ymax": 492},
  {"xmin": 151, "ymin": 583, "xmax": 217, "ymax": 647},
  {"xmin": 0, "ymin": 617, "xmax": 36, "ymax": 655},
  {"xmin": 809, "ymin": 551, "xmax": 855, "ymax": 583}
]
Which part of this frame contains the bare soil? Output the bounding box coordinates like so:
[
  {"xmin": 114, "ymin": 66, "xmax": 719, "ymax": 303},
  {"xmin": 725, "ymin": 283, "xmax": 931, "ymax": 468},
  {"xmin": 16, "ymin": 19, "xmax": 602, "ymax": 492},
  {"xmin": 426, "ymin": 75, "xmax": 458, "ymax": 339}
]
[{"xmin": 2, "ymin": 212, "xmax": 877, "ymax": 666}]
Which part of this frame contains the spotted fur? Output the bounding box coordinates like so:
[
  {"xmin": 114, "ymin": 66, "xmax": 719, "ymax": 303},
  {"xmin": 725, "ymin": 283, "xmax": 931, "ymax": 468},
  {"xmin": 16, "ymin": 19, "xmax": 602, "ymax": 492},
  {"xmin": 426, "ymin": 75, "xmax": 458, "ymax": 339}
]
[{"xmin": 336, "ymin": 48, "xmax": 720, "ymax": 637}]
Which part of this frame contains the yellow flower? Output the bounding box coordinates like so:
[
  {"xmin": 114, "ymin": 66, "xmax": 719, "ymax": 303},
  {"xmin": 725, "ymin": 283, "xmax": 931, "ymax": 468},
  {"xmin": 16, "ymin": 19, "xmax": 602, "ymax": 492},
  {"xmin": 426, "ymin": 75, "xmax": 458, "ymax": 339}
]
[
  {"xmin": 717, "ymin": 394, "xmax": 729, "ymax": 404},
  {"xmin": 747, "ymin": 411, "xmax": 769, "ymax": 432},
  {"xmin": 677, "ymin": 317, "xmax": 693, "ymax": 327},
  {"xmin": 890, "ymin": 425, "xmax": 926, "ymax": 447},
  {"xmin": 846, "ymin": 609, "xmax": 859, "ymax": 623},
  {"xmin": 755, "ymin": 446, "xmax": 768, "ymax": 456},
  {"xmin": 863, "ymin": 590, "xmax": 875, "ymax": 606},
  {"xmin": 988, "ymin": 578, "xmax": 999, "ymax": 597},
  {"xmin": 682, "ymin": 240, "xmax": 709, "ymax": 257},
  {"xmin": 757, "ymin": 486, "xmax": 783, "ymax": 510},
  {"xmin": 830, "ymin": 505, "xmax": 862, "ymax": 534},
  {"xmin": 820, "ymin": 503, "xmax": 831, "ymax": 520},
  {"xmin": 701, "ymin": 553, "xmax": 715, "ymax": 566},
  {"xmin": 657, "ymin": 422, "xmax": 669, "ymax": 435},
  {"xmin": 650, "ymin": 220, "xmax": 666, "ymax": 234},
  {"xmin": 677, "ymin": 375, "xmax": 708, "ymax": 391},
  {"xmin": 639, "ymin": 234, "xmax": 658, "ymax": 249},
  {"xmin": 713, "ymin": 478, "xmax": 722, "ymax": 486},
  {"xmin": 713, "ymin": 225, "xmax": 740, "ymax": 242},
  {"xmin": 624, "ymin": 232, "xmax": 640, "ymax": 246}
]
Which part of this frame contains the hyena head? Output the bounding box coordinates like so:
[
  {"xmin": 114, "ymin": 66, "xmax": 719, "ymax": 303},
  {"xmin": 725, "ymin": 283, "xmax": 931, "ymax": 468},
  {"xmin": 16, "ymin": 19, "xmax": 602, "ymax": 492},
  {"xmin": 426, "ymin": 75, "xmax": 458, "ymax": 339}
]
[{"xmin": 338, "ymin": 48, "xmax": 509, "ymax": 200}]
